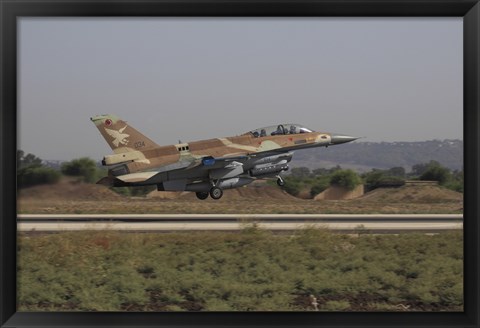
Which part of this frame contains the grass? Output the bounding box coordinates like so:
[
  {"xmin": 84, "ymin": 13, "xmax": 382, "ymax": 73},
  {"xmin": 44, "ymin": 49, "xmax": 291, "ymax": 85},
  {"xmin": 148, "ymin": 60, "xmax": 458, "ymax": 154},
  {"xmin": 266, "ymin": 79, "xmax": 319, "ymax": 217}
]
[
  {"xmin": 17, "ymin": 228, "xmax": 463, "ymax": 312},
  {"xmin": 17, "ymin": 198, "xmax": 463, "ymax": 215}
]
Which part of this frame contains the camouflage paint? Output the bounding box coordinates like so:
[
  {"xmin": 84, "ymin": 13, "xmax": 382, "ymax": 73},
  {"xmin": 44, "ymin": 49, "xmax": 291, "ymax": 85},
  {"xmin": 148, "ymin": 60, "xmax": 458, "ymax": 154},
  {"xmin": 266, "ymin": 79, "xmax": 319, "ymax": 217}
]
[{"xmin": 91, "ymin": 114, "xmax": 348, "ymax": 187}]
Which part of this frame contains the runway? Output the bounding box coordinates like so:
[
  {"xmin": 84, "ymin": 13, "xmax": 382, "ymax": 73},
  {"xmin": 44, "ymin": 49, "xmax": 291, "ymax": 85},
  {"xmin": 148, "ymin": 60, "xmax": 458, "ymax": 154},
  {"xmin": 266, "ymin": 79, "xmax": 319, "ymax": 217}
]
[{"xmin": 17, "ymin": 214, "xmax": 463, "ymax": 233}]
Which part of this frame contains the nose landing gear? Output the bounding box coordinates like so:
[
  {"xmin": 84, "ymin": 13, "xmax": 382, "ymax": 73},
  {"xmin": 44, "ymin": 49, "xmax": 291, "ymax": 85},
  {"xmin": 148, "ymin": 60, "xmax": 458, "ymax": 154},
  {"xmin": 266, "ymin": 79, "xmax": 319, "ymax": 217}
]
[{"xmin": 276, "ymin": 176, "xmax": 285, "ymax": 187}]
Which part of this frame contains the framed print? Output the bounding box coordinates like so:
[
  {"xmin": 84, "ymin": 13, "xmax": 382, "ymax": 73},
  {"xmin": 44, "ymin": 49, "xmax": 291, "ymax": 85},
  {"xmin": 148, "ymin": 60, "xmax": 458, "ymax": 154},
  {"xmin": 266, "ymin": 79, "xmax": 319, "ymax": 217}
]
[{"xmin": 1, "ymin": 0, "xmax": 479, "ymax": 327}]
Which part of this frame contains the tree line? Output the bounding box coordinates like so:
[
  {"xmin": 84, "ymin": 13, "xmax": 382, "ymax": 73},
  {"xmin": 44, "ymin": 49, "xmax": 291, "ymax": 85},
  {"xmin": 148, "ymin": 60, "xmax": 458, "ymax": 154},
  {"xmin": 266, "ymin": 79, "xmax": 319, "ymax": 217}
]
[
  {"xmin": 17, "ymin": 150, "xmax": 463, "ymax": 198},
  {"xmin": 17, "ymin": 150, "xmax": 102, "ymax": 188},
  {"xmin": 282, "ymin": 160, "xmax": 463, "ymax": 198},
  {"xmin": 17, "ymin": 150, "xmax": 153, "ymax": 196}
]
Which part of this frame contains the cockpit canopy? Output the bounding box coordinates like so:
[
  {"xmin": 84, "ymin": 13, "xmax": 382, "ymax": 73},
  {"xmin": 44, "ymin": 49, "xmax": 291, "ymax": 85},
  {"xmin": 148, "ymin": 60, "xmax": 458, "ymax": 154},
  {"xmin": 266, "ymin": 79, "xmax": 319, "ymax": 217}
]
[{"xmin": 248, "ymin": 124, "xmax": 314, "ymax": 138}]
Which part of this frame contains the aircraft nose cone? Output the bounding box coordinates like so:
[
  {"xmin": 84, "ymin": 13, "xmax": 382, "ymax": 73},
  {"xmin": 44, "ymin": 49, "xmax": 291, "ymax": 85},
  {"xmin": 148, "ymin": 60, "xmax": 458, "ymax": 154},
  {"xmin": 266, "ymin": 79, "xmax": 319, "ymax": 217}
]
[{"xmin": 330, "ymin": 134, "xmax": 360, "ymax": 145}]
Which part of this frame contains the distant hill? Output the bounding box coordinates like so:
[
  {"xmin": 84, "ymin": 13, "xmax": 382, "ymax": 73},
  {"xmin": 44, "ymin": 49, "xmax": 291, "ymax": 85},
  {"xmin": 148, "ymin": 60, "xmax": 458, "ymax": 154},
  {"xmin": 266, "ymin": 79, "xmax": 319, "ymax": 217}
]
[{"xmin": 290, "ymin": 139, "xmax": 463, "ymax": 172}]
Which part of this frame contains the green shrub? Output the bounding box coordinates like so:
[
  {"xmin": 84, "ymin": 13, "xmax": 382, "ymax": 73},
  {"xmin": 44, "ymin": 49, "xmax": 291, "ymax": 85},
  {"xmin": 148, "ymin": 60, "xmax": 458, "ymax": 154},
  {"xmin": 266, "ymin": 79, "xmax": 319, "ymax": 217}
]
[
  {"xmin": 282, "ymin": 177, "xmax": 304, "ymax": 196},
  {"xmin": 17, "ymin": 150, "xmax": 61, "ymax": 188},
  {"xmin": 363, "ymin": 170, "xmax": 405, "ymax": 191},
  {"xmin": 61, "ymin": 157, "xmax": 99, "ymax": 183},
  {"xmin": 310, "ymin": 176, "xmax": 330, "ymax": 197},
  {"xmin": 329, "ymin": 169, "xmax": 362, "ymax": 190},
  {"xmin": 420, "ymin": 164, "xmax": 451, "ymax": 185},
  {"xmin": 17, "ymin": 166, "xmax": 61, "ymax": 188},
  {"xmin": 444, "ymin": 181, "xmax": 463, "ymax": 193},
  {"xmin": 17, "ymin": 150, "xmax": 43, "ymax": 169}
]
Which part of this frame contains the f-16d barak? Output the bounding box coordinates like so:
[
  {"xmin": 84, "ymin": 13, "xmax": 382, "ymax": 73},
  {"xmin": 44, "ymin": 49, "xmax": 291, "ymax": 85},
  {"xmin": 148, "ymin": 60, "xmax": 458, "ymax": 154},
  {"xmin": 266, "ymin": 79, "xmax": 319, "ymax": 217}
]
[{"xmin": 91, "ymin": 114, "xmax": 359, "ymax": 200}]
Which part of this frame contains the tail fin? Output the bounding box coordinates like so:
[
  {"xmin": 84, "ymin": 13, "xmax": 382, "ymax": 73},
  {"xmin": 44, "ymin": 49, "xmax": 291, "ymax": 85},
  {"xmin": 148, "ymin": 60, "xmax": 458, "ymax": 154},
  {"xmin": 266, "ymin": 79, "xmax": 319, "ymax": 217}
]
[{"xmin": 91, "ymin": 114, "xmax": 160, "ymax": 153}]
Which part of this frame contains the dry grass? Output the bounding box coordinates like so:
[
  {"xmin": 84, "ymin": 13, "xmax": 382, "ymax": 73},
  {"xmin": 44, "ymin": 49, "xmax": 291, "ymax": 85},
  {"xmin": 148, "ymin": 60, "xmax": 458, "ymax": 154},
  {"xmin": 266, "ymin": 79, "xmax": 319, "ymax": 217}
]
[
  {"xmin": 18, "ymin": 198, "xmax": 462, "ymax": 215},
  {"xmin": 18, "ymin": 185, "xmax": 463, "ymax": 214},
  {"xmin": 17, "ymin": 181, "xmax": 463, "ymax": 214}
]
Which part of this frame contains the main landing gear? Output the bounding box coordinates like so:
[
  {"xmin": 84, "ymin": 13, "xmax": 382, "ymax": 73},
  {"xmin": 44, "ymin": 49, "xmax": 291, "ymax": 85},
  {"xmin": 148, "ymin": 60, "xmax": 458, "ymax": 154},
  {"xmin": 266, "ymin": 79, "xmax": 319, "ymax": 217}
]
[
  {"xmin": 195, "ymin": 191, "xmax": 209, "ymax": 200},
  {"xmin": 195, "ymin": 186, "xmax": 224, "ymax": 200},
  {"xmin": 209, "ymin": 186, "xmax": 223, "ymax": 200}
]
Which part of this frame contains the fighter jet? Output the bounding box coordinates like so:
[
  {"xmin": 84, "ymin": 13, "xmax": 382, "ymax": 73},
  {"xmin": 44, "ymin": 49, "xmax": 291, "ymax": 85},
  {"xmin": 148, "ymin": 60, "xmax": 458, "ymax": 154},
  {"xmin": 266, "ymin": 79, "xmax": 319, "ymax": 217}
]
[{"xmin": 91, "ymin": 114, "xmax": 359, "ymax": 200}]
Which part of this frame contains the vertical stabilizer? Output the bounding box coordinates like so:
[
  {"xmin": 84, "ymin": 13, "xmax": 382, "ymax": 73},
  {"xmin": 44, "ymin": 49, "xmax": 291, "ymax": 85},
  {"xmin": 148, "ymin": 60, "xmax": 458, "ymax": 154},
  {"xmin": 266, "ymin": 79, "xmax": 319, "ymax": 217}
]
[{"xmin": 91, "ymin": 114, "xmax": 160, "ymax": 153}]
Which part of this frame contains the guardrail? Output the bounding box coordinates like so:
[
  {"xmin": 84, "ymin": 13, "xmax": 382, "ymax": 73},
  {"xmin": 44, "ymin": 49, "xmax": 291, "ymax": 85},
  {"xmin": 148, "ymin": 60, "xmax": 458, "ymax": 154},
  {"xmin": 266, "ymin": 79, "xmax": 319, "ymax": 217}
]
[{"xmin": 17, "ymin": 214, "xmax": 463, "ymax": 233}]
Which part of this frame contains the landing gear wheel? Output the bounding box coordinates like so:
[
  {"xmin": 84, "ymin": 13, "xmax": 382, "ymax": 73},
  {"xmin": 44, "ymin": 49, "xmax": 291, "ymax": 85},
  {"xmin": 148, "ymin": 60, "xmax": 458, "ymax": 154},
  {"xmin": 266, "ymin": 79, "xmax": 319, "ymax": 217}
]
[
  {"xmin": 195, "ymin": 191, "xmax": 209, "ymax": 200},
  {"xmin": 277, "ymin": 177, "xmax": 285, "ymax": 187},
  {"xmin": 209, "ymin": 187, "xmax": 223, "ymax": 200}
]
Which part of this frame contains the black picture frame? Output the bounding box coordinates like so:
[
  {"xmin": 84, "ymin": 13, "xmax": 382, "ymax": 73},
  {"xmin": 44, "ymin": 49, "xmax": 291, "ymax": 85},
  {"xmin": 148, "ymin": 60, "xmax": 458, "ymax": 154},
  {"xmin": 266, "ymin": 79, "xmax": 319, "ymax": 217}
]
[{"xmin": 1, "ymin": 1, "xmax": 479, "ymax": 327}]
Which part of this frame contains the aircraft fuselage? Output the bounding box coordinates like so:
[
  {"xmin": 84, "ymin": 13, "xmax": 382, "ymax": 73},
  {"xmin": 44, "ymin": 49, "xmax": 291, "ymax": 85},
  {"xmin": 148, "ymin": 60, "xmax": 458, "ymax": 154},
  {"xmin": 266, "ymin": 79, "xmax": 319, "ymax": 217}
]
[
  {"xmin": 106, "ymin": 131, "xmax": 331, "ymax": 186},
  {"xmin": 91, "ymin": 115, "xmax": 359, "ymax": 199}
]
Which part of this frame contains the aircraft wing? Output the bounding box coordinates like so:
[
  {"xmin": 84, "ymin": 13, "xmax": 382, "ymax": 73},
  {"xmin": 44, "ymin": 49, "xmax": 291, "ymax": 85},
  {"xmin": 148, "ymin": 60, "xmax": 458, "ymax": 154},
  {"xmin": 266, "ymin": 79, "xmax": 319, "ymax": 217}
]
[
  {"xmin": 109, "ymin": 151, "xmax": 290, "ymax": 185},
  {"xmin": 110, "ymin": 154, "xmax": 251, "ymax": 185}
]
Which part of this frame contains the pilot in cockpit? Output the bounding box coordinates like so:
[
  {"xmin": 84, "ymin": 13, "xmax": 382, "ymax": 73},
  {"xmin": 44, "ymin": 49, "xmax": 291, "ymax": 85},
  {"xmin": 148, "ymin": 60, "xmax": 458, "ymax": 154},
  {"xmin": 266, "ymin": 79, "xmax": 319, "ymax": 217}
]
[{"xmin": 272, "ymin": 125, "xmax": 284, "ymax": 136}]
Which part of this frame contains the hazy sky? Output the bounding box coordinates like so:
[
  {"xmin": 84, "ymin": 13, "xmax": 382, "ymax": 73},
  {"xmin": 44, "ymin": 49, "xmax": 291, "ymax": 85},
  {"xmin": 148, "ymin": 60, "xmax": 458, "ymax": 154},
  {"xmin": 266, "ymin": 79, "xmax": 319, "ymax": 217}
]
[{"xmin": 18, "ymin": 18, "xmax": 462, "ymax": 161}]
